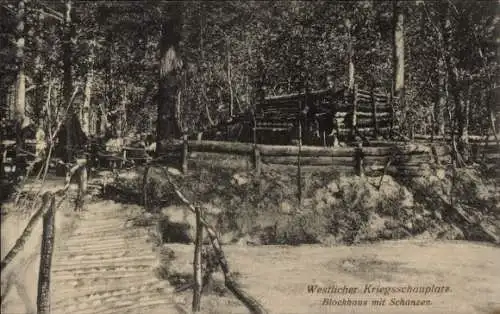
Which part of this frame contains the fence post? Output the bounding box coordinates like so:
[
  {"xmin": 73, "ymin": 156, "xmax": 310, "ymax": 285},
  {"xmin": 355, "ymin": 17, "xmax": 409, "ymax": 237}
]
[
  {"xmin": 253, "ymin": 148, "xmax": 261, "ymax": 176},
  {"xmin": 297, "ymin": 121, "xmax": 302, "ymax": 203},
  {"xmin": 389, "ymin": 86, "xmax": 394, "ymax": 137},
  {"xmin": 351, "ymin": 84, "xmax": 358, "ymax": 141},
  {"xmin": 37, "ymin": 194, "xmax": 55, "ymax": 314},
  {"xmin": 252, "ymin": 114, "xmax": 261, "ymax": 175},
  {"xmin": 192, "ymin": 206, "xmax": 203, "ymax": 312},
  {"xmin": 182, "ymin": 134, "xmax": 188, "ymax": 174},
  {"xmin": 142, "ymin": 165, "xmax": 150, "ymax": 209},
  {"xmin": 354, "ymin": 142, "xmax": 365, "ymax": 177},
  {"xmin": 371, "ymin": 87, "xmax": 378, "ymax": 138}
]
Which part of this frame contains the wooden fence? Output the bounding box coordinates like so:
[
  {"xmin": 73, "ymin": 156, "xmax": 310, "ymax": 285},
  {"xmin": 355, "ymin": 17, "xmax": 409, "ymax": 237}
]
[{"xmin": 154, "ymin": 140, "xmax": 473, "ymax": 177}]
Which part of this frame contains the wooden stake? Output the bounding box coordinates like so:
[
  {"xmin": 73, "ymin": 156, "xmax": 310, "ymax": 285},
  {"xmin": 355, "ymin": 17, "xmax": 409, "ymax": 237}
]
[
  {"xmin": 351, "ymin": 84, "xmax": 358, "ymax": 141},
  {"xmin": 142, "ymin": 166, "xmax": 150, "ymax": 209},
  {"xmin": 254, "ymin": 148, "xmax": 261, "ymax": 176},
  {"xmin": 182, "ymin": 134, "xmax": 188, "ymax": 173},
  {"xmin": 389, "ymin": 86, "xmax": 394, "ymax": 137},
  {"xmin": 252, "ymin": 114, "xmax": 260, "ymax": 175},
  {"xmin": 297, "ymin": 121, "xmax": 302, "ymax": 203},
  {"xmin": 192, "ymin": 206, "xmax": 203, "ymax": 312},
  {"xmin": 371, "ymin": 87, "xmax": 378, "ymax": 138},
  {"xmin": 37, "ymin": 195, "xmax": 55, "ymax": 314},
  {"xmin": 355, "ymin": 142, "xmax": 364, "ymax": 177}
]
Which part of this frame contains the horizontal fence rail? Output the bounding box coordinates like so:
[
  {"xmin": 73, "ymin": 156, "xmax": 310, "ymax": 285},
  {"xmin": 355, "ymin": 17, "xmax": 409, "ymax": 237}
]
[{"xmin": 141, "ymin": 139, "xmax": 499, "ymax": 177}]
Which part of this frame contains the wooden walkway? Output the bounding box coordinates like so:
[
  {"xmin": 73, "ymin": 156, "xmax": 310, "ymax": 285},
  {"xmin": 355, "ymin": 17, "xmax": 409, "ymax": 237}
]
[{"xmin": 50, "ymin": 201, "xmax": 177, "ymax": 314}]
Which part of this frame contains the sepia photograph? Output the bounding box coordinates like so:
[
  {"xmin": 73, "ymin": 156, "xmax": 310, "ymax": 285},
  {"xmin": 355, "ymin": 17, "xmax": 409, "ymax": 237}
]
[{"xmin": 1, "ymin": 1, "xmax": 499, "ymax": 313}]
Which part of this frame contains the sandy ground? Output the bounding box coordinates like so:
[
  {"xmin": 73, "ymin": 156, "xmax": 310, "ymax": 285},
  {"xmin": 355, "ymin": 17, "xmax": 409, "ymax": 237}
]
[{"xmin": 168, "ymin": 241, "xmax": 500, "ymax": 314}]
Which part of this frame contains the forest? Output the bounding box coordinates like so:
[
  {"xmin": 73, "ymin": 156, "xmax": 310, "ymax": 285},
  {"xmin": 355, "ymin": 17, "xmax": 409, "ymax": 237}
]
[
  {"xmin": 1, "ymin": 0, "xmax": 498, "ymax": 160},
  {"xmin": 1, "ymin": 1, "xmax": 500, "ymax": 314}
]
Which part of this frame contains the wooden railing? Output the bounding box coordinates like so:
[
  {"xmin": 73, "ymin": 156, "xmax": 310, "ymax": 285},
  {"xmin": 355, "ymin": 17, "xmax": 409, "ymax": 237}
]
[
  {"xmin": 0, "ymin": 163, "xmax": 85, "ymax": 313},
  {"xmin": 0, "ymin": 192, "xmax": 56, "ymax": 314}
]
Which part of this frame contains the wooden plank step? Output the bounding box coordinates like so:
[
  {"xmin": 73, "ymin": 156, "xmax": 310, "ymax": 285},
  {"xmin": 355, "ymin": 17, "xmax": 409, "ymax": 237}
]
[
  {"xmin": 51, "ymin": 277, "xmax": 158, "ymax": 297},
  {"xmin": 68, "ymin": 229, "xmax": 149, "ymax": 240},
  {"xmin": 55, "ymin": 295, "xmax": 175, "ymax": 314},
  {"xmin": 51, "ymin": 272, "xmax": 153, "ymax": 282},
  {"xmin": 55, "ymin": 249, "xmax": 155, "ymax": 262},
  {"xmin": 75, "ymin": 217, "xmax": 127, "ymax": 224},
  {"xmin": 72, "ymin": 222, "xmax": 128, "ymax": 230},
  {"xmin": 70, "ymin": 229, "xmax": 131, "ymax": 238},
  {"xmin": 63, "ymin": 236, "xmax": 147, "ymax": 247},
  {"xmin": 51, "ymin": 264, "xmax": 153, "ymax": 276},
  {"xmin": 53, "ymin": 287, "xmax": 172, "ymax": 312},
  {"xmin": 54, "ymin": 244, "xmax": 149, "ymax": 255},
  {"xmin": 52, "ymin": 280, "xmax": 167, "ymax": 306},
  {"xmin": 53, "ymin": 256, "xmax": 156, "ymax": 269}
]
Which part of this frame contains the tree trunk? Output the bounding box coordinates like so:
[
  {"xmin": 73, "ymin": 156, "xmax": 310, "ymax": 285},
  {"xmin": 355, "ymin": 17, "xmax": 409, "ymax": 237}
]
[
  {"xmin": 15, "ymin": 0, "xmax": 26, "ymax": 176},
  {"xmin": 157, "ymin": 3, "xmax": 183, "ymax": 154},
  {"xmin": 63, "ymin": 0, "xmax": 74, "ymax": 162},
  {"xmin": 118, "ymin": 85, "xmax": 127, "ymax": 136},
  {"xmin": 227, "ymin": 39, "xmax": 234, "ymax": 118},
  {"xmin": 458, "ymin": 82, "xmax": 471, "ymax": 161},
  {"xmin": 345, "ymin": 18, "xmax": 355, "ymax": 90},
  {"xmin": 33, "ymin": 8, "xmax": 45, "ymax": 121},
  {"xmin": 435, "ymin": 55, "xmax": 446, "ymax": 136},
  {"xmin": 436, "ymin": 2, "xmax": 447, "ymax": 138},
  {"xmin": 82, "ymin": 39, "xmax": 95, "ymax": 137},
  {"xmin": 198, "ymin": 3, "xmax": 215, "ymax": 127},
  {"xmin": 392, "ymin": 1, "xmax": 405, "ymax": 100}
]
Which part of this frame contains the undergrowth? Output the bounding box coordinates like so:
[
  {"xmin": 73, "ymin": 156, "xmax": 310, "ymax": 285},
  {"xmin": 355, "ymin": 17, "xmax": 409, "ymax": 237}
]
[{"xmin": 110, "ymin": 163, "xmax": 499, "ymax": 246}]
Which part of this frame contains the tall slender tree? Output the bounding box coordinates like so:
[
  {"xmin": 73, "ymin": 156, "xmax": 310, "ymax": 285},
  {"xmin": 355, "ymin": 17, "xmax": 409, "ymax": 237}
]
[
  {"xmin": 63, "ymin": 0, "xmax": 74, "ymax": 162},
  {"xmin": 392, "ymin": 1, "xmax": 405, "ymax": 100},
  {"xmin": 157, "ymin": 2, "xmax": 183, "ymax": 153},
  {"xmin": 14, "ymin": 0, "xmax": 27, "ymax": 176},
  {"xmin": 81, "ymin": 38, "xmax": 95, "ymax": 136},
  {"xmin": 345, "ymin": 17, "xmax": 355, "ymax": 90}
]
